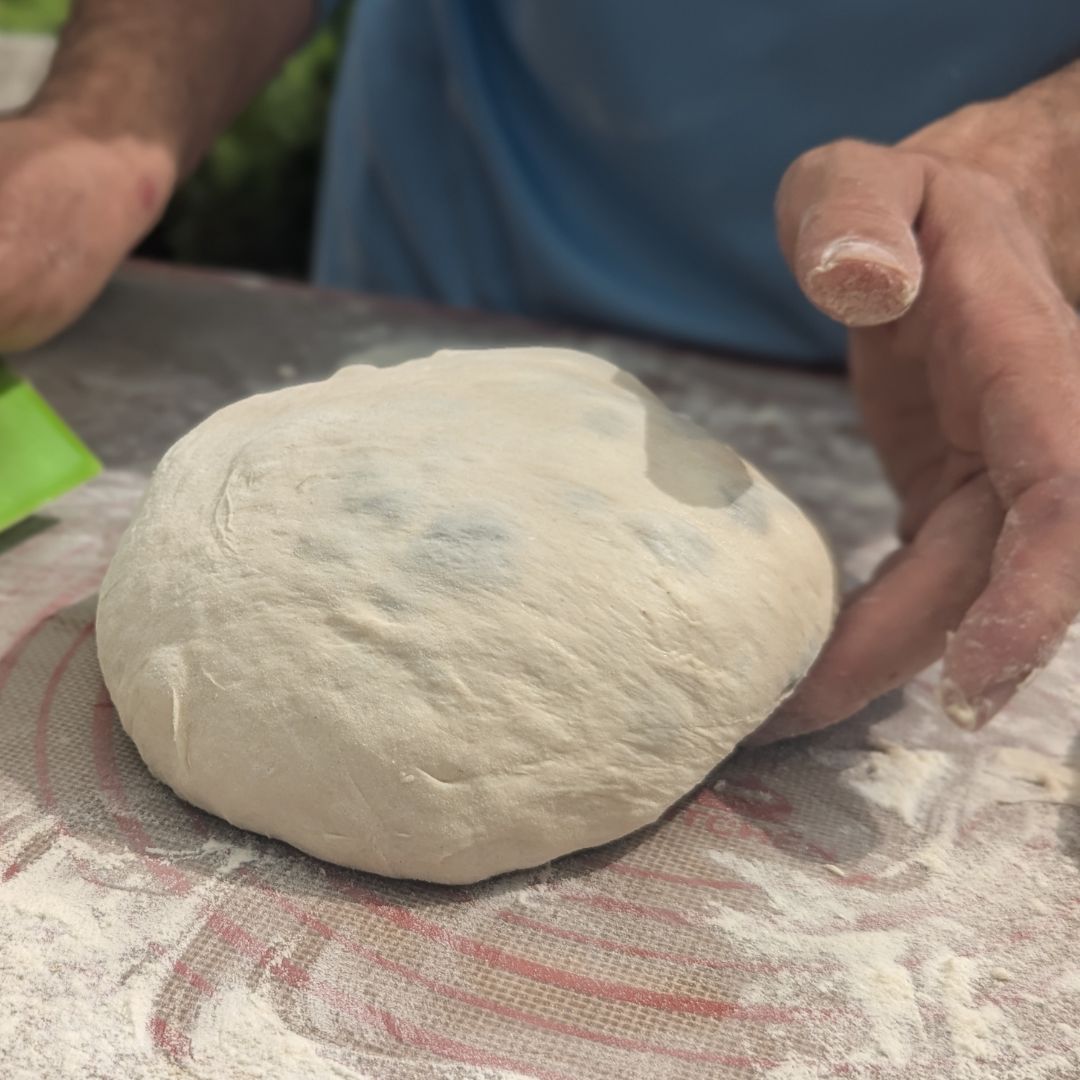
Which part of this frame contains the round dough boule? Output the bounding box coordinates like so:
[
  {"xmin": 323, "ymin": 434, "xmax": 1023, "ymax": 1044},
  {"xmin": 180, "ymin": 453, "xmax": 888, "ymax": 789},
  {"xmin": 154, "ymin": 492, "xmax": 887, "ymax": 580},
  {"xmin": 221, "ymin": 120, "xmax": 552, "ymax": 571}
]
[{"xmin": 97, "ymin": 347, "xmax": 835, "ymax": 884}]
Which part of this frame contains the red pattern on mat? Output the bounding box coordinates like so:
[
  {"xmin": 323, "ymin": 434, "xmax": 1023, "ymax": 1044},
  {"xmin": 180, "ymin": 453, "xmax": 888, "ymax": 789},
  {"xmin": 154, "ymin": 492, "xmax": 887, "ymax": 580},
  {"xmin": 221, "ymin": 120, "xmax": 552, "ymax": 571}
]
[
  {"xmin": 498, "ymin": 910, "xmax": 835, "ymax": 976},
  {"xmin": 340, "ymin": 881, "xmax": 804, "ymax": 1025},
  {"xmin": 71, "ymin": 634, "xmax": 581, "ymax": 1079},
  {"xmin": 150, "ymin": 1016, "xmax": 193, "ymax": 1059},
  {"xmin": 205, "ymin": 909, "xmax": 577, "ymax": 1080},
  {"xmin": 246, "ymin": 869, "xmax": 780, "ymax": 1071}
]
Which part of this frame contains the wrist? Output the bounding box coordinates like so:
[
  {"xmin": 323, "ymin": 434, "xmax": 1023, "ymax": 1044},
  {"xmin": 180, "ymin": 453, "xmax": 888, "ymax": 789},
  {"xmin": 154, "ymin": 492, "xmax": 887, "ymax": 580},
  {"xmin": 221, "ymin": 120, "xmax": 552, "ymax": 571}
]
[{"xmin": 18, "ymin": 104, "xmax": 177, "ymax": 242}]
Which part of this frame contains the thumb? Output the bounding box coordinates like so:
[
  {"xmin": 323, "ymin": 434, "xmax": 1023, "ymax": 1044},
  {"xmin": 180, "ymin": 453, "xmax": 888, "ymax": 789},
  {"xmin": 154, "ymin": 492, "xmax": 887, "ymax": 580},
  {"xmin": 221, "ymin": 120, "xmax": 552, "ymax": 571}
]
[{"xmin": 775, "ymin": 139, "xmax": 927, "ymax": 326}]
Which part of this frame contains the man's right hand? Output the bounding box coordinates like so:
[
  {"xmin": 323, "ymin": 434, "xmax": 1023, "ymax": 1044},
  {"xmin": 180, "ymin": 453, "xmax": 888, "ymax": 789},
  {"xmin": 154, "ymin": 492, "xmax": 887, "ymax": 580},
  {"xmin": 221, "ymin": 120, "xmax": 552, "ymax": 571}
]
[
  {"xmin": 0, "ymin": 112, "xmax": 174, "ymax": 352},
  {"xmin": 0, "ymin": 0, "xmax": 316, "ymax": 352}
]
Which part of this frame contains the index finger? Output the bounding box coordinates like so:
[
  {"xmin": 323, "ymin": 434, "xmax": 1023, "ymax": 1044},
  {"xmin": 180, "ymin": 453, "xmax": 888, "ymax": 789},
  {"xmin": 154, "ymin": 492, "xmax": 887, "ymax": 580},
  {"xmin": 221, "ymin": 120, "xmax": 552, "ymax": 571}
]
[{"xmin": 913, "ymin": 175, "xmax": 1080, "ymax": 725}]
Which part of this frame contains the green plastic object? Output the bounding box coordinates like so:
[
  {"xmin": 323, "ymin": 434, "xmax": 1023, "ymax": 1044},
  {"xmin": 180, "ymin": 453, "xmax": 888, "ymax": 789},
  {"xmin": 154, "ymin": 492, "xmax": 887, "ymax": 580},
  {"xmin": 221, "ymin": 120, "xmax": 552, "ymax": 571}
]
[{"xmin": 0, "ymin": 360, "xmax": 101, "ymax": 535}]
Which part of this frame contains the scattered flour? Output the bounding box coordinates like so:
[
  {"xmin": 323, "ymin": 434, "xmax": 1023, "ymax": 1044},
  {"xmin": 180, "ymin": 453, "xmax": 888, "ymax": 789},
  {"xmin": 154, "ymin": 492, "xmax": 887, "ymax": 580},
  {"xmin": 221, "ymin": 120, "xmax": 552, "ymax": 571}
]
[
  {"xmin": 145, "ymin": 837, "xmax": 263, "ymax": 875},
  {"xmin": 0, "ymin": 835, "xmax": 165, "ymax": 1080},
  {"xmin": 0, "ymin": 830, "xmax": 549, "ymax": 1080},
  {"xmin": 844, "ymin": 735, "xmax": 954, "ymax": 826},
  {"xmin": 188, "ymin": 988, "xmax": 374, "ymax": 1079},
  {"xmin": 708, "ymin": 852, "xmax": 923, "ymax": 1070},
  {"xmin": 711, "ymin": 718, "xmax": 1080, "ymax": 1080},
  {"xmin": 930, "ymin": 952, "xmax": 1010, "ymax": 1063},
  {"xmin": 985, "ymin": 747, "xmax": 1080, "ymax": 806}
]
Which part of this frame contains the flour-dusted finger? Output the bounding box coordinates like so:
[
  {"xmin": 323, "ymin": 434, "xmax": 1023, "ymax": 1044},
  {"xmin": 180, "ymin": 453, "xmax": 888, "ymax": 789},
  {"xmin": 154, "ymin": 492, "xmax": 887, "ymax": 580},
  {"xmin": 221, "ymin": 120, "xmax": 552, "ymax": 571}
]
[
  {"xmin": 775, "ymin": 139, "xmax": 926, "ymax": 326},
  {"xmin": 746, "ymin": 476, "xmax": 1001, "ymax": 744},
  {"xmin": 941, "ymin": 475, "xmax": 1080, "ymax": 729}
]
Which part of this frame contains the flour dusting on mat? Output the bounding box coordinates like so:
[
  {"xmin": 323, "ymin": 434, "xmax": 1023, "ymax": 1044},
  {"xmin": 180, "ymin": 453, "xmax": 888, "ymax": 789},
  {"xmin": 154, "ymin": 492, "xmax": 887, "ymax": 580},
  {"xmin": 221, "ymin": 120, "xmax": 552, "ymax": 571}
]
[
  {"xmin": 843, "ymin": 735, "xmax": 954, "ymax": 826},
  {"xmin": 189, "ymin": 988, "xmax": 375, "ymax": 1078},
  {"xmin": 708, "ymin": 710, "xmax": 1080, "ymax": 1079}
]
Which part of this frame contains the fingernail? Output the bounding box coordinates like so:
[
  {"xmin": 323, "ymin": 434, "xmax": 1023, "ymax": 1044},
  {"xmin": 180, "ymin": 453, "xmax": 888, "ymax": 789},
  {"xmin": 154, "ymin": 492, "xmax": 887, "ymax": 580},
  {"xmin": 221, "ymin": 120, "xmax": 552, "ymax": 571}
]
[
  {"xmin": 814, "ymin": 237, "xmax": 905, "ymax": 274},
  {"xmin": 939, "ymin": 678, "xmax": 1016, "ymax": 731},
  {"xmin": 805, "ymin": 237, "xmax": 920, "ymax": 326},
  {"xmin": 939, "ymin": 677, "xmax": 979, "ymax": 730}
]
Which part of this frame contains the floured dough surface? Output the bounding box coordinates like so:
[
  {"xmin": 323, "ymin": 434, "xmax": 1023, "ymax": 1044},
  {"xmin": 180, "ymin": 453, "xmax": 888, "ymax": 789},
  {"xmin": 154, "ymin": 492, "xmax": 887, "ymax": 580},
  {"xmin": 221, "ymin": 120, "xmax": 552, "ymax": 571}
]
[{"xmin": 97, "ymin": 347, "xmax": 836, "ymax": 884}]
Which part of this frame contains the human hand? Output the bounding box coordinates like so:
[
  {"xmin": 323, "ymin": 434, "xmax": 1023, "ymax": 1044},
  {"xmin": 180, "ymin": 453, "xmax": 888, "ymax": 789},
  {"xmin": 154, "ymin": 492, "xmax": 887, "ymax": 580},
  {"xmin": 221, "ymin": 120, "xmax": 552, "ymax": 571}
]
[
  {"xmin": 0, "ymin": 110, "xmax": 172, "ymax": 352},
  {"xmin": 752, "ymin": 91, "xmax": 1080, "ymax": 743},
  {"xmin": 0, "ymin": 0, "xmax": 316, "ymax": 353}
]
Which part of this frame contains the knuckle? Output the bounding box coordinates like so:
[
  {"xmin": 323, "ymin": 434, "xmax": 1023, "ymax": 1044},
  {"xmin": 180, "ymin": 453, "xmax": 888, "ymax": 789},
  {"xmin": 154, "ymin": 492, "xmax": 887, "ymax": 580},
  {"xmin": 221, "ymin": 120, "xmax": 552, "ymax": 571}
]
[
  {"xmin": 784, "ymin": 144, "xmax": 828, "ymax": 185},
  {"xmin": 1006, "ymin": 475, "xmax": 1080, "ymax": 538},
  {"xmin": 791, "ymin": 137, "xmax": 877, "ymax": 175},
  {"xmin": 926, "ymin": 158, "xmax": 1023, "ymax": 217},
  {"xmin": 1031, "ymin": 474, "xmax": 1080, "ymax": 515}
]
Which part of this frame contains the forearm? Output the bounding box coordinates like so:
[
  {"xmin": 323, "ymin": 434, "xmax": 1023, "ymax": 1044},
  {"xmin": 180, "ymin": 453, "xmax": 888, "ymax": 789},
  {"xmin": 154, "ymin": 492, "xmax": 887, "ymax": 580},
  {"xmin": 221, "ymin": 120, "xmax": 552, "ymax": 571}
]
[
  {"xmin": 31, "ymin": 0, "xmax": 316, "ymax": 196},
  {"xmin": 905, "ymin": 59, "xmax": 1080, "ymax": 302}
]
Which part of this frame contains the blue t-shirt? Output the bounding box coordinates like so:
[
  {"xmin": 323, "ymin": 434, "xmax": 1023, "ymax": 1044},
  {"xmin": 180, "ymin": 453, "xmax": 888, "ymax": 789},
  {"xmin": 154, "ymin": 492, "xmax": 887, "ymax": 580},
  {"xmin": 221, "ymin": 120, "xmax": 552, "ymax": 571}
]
[{"xmin": 313, "ymin": 2, "xmax": 1080, "ymax": 362}]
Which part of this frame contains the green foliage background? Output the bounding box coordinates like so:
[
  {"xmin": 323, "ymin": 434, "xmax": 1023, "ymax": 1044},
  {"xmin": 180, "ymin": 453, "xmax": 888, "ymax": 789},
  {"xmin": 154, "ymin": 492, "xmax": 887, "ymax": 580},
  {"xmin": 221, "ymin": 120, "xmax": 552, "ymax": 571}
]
[
  {"xmin": 0, "ymin": 0, "xmax": 349, "ymax": 278},
  {"xmin": 0, "ymin": 0, "xmax": 67, "ymax": 32}
]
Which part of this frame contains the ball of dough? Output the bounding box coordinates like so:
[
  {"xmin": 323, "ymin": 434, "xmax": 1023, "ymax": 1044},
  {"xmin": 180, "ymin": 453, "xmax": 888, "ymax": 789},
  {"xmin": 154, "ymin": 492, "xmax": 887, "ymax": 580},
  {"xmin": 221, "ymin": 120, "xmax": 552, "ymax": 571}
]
[{"xmin": 97, "ymin": 347, "xmax": 835, "ymax": 884}]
